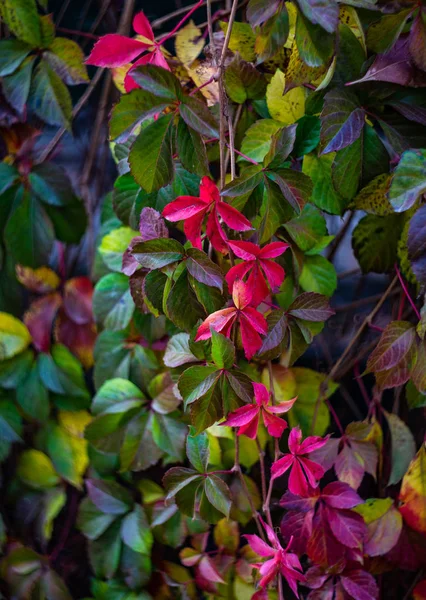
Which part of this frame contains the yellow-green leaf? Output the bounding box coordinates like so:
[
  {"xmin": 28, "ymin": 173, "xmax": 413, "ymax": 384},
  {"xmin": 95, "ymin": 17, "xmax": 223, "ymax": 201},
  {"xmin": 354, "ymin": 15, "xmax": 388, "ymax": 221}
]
[
  {"xmin": 17, "ymin": 449, "xmax": 60, "ymax": 489},
  {"xmin": 0, "ymin": 312, "xmax": 32, "ymax": 360},
  {"xmin": 266, "ymin": 69, "xmax": 306, "ymax": 125},
  {"xmin": 175, "ymin": 20, "xmax": 204, "ymax": 67}
]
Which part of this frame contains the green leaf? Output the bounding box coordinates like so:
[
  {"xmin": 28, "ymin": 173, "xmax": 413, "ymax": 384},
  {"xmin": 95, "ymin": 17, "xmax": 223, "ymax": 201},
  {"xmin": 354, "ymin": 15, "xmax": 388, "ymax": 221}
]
[
  {"xmin": 332, "ymin": 136, "xmax": 362, "ymax": 200},
  {"xmin": 366, "ymin": 9, "xmax": 412, "ymax": 54},
  {"xmin": 302, "ymin": 152, "xmax": 345, "ymax": 215},
  {"xmin": 0, "ymin": 312, "xmax": 31, "ymax": 360},
  {"xmin": 384, "ymin": 411, "xmax": 416, "ymax": 486},
  {"xmin": 388, "ymin": 149, "xmax": 426, "ymax": 212},
  {"xmin": 112, "ymin": 174, "xmax": 142, "ymax": 227},
  {"xmin": 17, "ymin": 360, "xmax": 50, "ymax": 420},
  {"xmin": 240, "ymin": 119, "xmax": 283, "ymax": 163},
  {"xmin": 163, "ymin": 466, "xmax": 202, "ymax": 500},
  {"xmin": 152, "ymin": 412, "xmax": 187, "ymax": 460},
  {"xmin": 266, "ymin": 168, "xmax": 312, "ymax": 213},
  {"xmin": 86, "ymin": 478, "xmax": 133, "ymax": 515},
  {"xmin": 0, "ymin": 162, "xmax": 19, "ymax": 195},
  {"xmin": 176, "ymin": 118, "xmax": 209, "ymax": 177},
  {"xmin": 179, "ymin": 96, "xmax": 219, "ymax": 138},
  {"xmin": 266, "ymin": 70, "xmax": 306, "ymax": 125},
  {"xmin": 300, "ymin": 255, "xmax": 337, "ymax": 296},
  {"xmin": 255, "ymin": 7, "xmax": 290, "ymax": 63},
  {"xmin": 295, "ymin": 11, "xmax": 334, "ymax": 67},
  {"xmin": 131, "ymin": 238, "xmax": 184, "ymax": 270},
  {"xmin": 28, "ymin": 163, "xmax": 77, "ymax": 206},
  {"xmin": 352, "ymin": 213, "xmax": 404, "ymax": 274},
  {"xmin": 351, "ymin": 173, "xmax": 393, "ymax": 216},
  {"xmin": 129, "ymin": 114, "xmax": 174, "ymax": 193},
  {"xmin": 225, "ymin": 55, "xmax": 266, "ymax": 103},
  {"xmin": 38, "ymin": 344, "xmax": 89, "ymax": 402},
  {"xmin": 29, "ymin": 60, "xmax": 72, "ymax": 128},
  {"xmin": 4, "ymin": 189, "xmax": 55, "ymax": 267},
  {"xmin": 44, "ymin": 37, "xmax": 89, "ymax": 85},
  {"xmin": 283, "ymin": 203, "xmax": 327, "ymax": 251},
  {"xmin": 44, "ymin": 198, "xmax": 87, "ymax": 244},
  {"xmin": 39, "ymin": 13, "xmax": 55, "ymax": 47},
  {"xmin": 88, "ymin": 520, "xmax": 122, "ymax": 579},
  {"xmin": 221, "ymin": 164, "xmax": 264, "ymax": 197},
  {"xmin": 17, "ymin": 449, "xmax": 60, "ymax": 489},
  {"xmin": 289, "ymin": 367, "xmax": 337, "ymax": 436},
  {"xmin": 93, "ymin": 273, "xmax": 134, "ymax": 331},
  {"xmin": 163, "ymin": 333, "xmax": 197, "ymax": 368},
  {"xmin": 186, "ymin": 248, "xmax": 224, "ymax": 290},
  {"xmin": 120, "ymin": 505, "xmax": 153, "ymax": 554},
  {"xmin": 109, "ymin": 90, "xmax": 170, "ymax": 143},
  {"xmin": 264, "ymin": 125, "xmax": 297, "ymax": 169},
  {"xmin": 210, "ymin": 329, "xmax": 235, "ymax": 370},
  {"xmin": 204, "ymin": 475, "xmax": 231, "ymax": 518},
  {"xmin": 293, "ymin": 115, "xmax": 321, "ymax": 157},
  {"xmin": 41, "ymin": 487, "xmax": 67, "ymax": 542},
  {"xmin": 0, "ymin": 39, "xmax": 32, "ymax": 76},
  {"xmin": 130, "ymin": 64, "xmax": 182, "ymax": 100},
  {"xmin": 406, "ymin": 379, "xmax": 426, "ymax": 409},
  {"xmin": 77, "ymin": 497, "xmax": 117, "ymax": 541},
  {"xmin": 99, "ymin": 226, "xmax": 136, "ymax": 272},
  {"xmin": 165, "ymin": 268, "xmax": 205, "ymax": 331},
  {"xmin": 186, "ymin": 430, "xmax": 209, "ymax": 473},
  {"xmin": 178, "ymin": 365, "xmax": 220, "ymax": 407},
  {"xmin": 0, "ymin": 398, "xmax": 23, "ymax": 461},
  {"xmin": 1, "ymin": 0, "xmax": 41, "ymax": 46},
  {"xmin": 121, "ymin": 411, "xmax": 163, "ymax": 471}
]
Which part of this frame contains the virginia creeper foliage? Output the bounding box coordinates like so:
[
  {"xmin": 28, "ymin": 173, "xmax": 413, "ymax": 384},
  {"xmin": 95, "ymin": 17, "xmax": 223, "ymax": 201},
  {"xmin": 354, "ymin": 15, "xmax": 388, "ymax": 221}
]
[{"xmin": 0, "ymin": 0, "xmax": 426, "ymax": 599}]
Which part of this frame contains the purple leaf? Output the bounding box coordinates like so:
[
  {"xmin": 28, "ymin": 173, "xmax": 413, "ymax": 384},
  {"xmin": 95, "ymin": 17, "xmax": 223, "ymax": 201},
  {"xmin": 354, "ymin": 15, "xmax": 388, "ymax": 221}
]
[
  {"xmin": 340, "ymin": 569, "xmax": 379, "ymax": 600},
  {"xmin": 320, "ymin": 89, "xmax": 365, "ymax": 154},
  {"xmin": 287, "ymin": 292, "xmax": 335, "ymax": 322},
  {"xmin": 366, "ymin": 320, "xmax": 416, "ymax": 373},
  {"xmin": 348, "ymin": 38, "xmax": 426, "ymax": 87},
  {"xmin": 408, "ymin": 204, "xmax": 426, "ymax": 286},
  {"xmin": 321, "ymin": 481, "xmax": 363, "ymax": 509},
  {"xmin": 139, "ymin": 207, "xmax": 169, "ymax": 240}
]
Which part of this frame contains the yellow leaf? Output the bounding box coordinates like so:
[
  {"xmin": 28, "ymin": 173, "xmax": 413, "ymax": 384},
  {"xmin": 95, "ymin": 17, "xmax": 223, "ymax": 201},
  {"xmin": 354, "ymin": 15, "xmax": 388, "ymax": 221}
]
[
  {"xmin": 15, "ymin": 265, "xmax": 60, "ymax": 293},
  {"xmin": 285, "ymin": 43, "xmax": 326, "ymax": 88},
  {"xmin": 17, "ymin": 450, "xmax": 59, "ymax": 489},
  {"xmin": 399, "ymin": 443, "xmax": 426, "ymax": 536},
  {"xmin": 261, "ymin": 364, "xmax": 297, "ymax": 402},
  {"xmin": 186, "ymin": 59, "xmax": 220, "ymax": 105},
  {"xmin": 175, "ymin": 20, "xmax": 204, "ymax": 67},
  {"xmin": 354, "ymin": 497, "xmax": 393, "ymax": 524},
  {"xmin": 58, "ymin": 411, "xmax": 92, "ymax": 487},
  {"xmin": 285, "ymin": 1, "xmax": 297, "ymax": 49},
  {"xmin": 219, "ymin": 21, "xmax": 256, "ymax": 62},
  {"xmin": 0, "ymin": 312, "xmax": 32, "ymax": 360},
  {"xmin": 266, "ymin": 69, "xmax": 306, "ymax": 125},
  {"xmin": 112, "ymin": 63, "xmax": 131, "ymax": 94},
  {"xmin": 58, "ymin": 410, "xmax": 92, "ymax": 438},
  {"xmin": 339, "ymin": 6, "xmax": 366, "ymax": 53}
]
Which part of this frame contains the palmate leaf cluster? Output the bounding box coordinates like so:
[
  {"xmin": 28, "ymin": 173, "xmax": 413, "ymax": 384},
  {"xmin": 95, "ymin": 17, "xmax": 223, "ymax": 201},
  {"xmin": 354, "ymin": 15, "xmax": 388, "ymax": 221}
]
[{"xmin": 0, "ymin": 0, "xmax": 426, "ymax": 599}]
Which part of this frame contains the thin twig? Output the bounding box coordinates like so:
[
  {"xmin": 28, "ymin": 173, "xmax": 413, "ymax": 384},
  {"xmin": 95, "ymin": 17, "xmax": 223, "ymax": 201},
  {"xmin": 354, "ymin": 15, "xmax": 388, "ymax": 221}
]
[
  {"xmin": 80, "ymin": 0, "xmax": 114, "ymax": 49},
  {"xmin": 310, "ymin": 276, "xmax": 398, "ymax": 434},
  {"xmin": 151, "ymin": 0, "xmax": 220, "ymax": 29},
  {"xmin": 395, "ymin": 263, "xmax": 421, "ymax": 320},
  {"xmin": 160, "ymin": 0, "xmax": 204, "ymax": 45},
  {"xmin": 326, "ymin": 211, "xmax": 355, "ymax": 262},
  {"xmin": 54, "ymin": 0, "xmax": 72, "ymax": 27}
]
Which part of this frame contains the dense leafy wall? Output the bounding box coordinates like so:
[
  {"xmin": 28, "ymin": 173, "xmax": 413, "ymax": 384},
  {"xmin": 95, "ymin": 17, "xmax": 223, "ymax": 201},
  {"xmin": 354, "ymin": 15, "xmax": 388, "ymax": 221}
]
[{"xmin": 0, "ymin": 0, "xmax": 426, "ymax": 599}]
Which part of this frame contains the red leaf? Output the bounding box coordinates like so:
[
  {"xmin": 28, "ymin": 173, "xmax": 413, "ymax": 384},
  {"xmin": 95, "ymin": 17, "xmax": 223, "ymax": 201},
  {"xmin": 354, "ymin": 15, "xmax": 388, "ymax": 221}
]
[
  {"xmin": 321, "ymin": 481, "xmax": 363, "ymax": 509},
  {"xmin": 307, "ymin": 505, "xmax": 344, "ymax": 567},
  {"xmin": 24, "ymin": 293, "xmax": 62, "ymax": 353},
  {"xmin": 325, "ymin": 506, "xmax": 365, "ymax": 549},
  {"xmin": 55, "ymin": 310, "xmax": 97, "ymax": 369},
  {"xmin": 340, "ymin": 569, "xmax": 379, "ymax": 600},
  {"xmin": 86, "ymin": 35, "xmax": 147, "ymax": 67},
  {"xmin": 62, "ymin": 277, "xmax": 93, "ymax": 324},
  {"xmin": 132, "ymin": 11, "xmax": 154, "ymax": 40}
]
